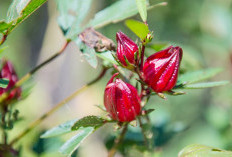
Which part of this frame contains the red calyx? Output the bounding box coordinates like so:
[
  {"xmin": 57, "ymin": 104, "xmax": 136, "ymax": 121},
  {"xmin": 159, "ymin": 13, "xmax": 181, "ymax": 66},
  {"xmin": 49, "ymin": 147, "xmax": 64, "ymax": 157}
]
[
  {"xmin": 143, "ymin": 46, "xmax": 183, "ymax": 93},
  {"xmin": 116, "ymin": 31, "xmax": 138, "ymax": 66},
  {"xmin": 0, "ymin": 59, "xmax": 21, "ymax": 102},
  {"xmin": 104, "ymin": 73, "xmax": 141, "ymax": 122}
]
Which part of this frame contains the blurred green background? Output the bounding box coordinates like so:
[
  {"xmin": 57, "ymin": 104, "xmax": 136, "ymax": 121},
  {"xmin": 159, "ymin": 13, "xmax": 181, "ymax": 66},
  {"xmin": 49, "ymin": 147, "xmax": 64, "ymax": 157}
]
[{"xmin": 0, "ymin": 0, "xmax": 232, "ymax": 156}]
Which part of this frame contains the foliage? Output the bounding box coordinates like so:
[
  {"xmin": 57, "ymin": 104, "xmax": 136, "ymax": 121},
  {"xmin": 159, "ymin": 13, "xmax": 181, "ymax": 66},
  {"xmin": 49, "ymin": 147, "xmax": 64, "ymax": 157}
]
[{"xmin": 0, "ymin": 0, "xmax": 231, "ymax": 157}]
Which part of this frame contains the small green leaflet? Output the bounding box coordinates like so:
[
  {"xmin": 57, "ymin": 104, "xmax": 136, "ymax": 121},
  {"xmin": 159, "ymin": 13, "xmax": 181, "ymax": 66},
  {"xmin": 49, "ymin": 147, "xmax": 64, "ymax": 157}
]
[
  {"xmin": 125, "ymin": 19, "xmax": 149, "ymax": 40},
  {"xmin": 183, "ymin": 81, "xmax": 229, "ymax": 89},
  {"xmin": 74, "ymin": 38, "xmax": 98, "ymax": 68},
  {"xmin": 0, "ymin": 78, "xmax": 9, "ymax": 88},
  {"xmin": 177, "ymin": 68, "xmax": 223, "ymax": 85},
  {"xmin": 96, "ymin": 51, "xmax": 118, "ymax": 65},
  {"xmin": 41, "ymin": 119, "xmax": 78, "ymax": 138},
  {"xmin": 136, "ymin": 0, "xmax": 147, "ymax": 22},
  {"xmin": 71, "ymin": 116, "xmax": 105, "ymax": 130},
  {"xmin": 178, "ymin": 144, "xmax": 232, "ymax": 157},
  {"xmin": 59, "ymin": 127, "xmax": 94, "ymax": 156}
]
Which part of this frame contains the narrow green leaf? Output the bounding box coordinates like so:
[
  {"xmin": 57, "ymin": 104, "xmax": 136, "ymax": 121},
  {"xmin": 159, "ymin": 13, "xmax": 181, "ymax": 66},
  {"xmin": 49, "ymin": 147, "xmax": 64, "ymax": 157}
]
[
  {"xmin": 74, "ymin": 38, "xmax": 98, "ymax": 68},
  {"xmin": 0, "ymin": 0, "xmax": 47, "ymax": 42},
  {"xmin": 178, "ymin": 144, "xmax": 232, "ymax": 157},
  {"xmin": 88, "ymin": 1, "xmax": 167, "ymax": 29},
  {"xmin": 183, "ymin": 81, "xmax": 229, "ymax": 89},
  {"xmin": 177, "ymin": 68, "xmax": 223, "ymax": 85},
  {"xmin": 41, "ymin": 119, "xmax": 78, "ymax": 138},
  {"xmin": 88, "ymin": 0, "xmax": 138, "ymax": 29},
  {"xmin": 125, "ymin": 19, "xmax": 149, "ymax": 39},
  {"xmin": 96, "ymin": 51, "xmax": 118, "ymax": 65},
  {"xmin": 71, "ymin": 116, "xmax": 105, "ymax": 131},
  {"xmin": 136, "ymin": 0, "xmax": 147, "ymax": 22},
  {"xmin": 0, "ymin": 78, "xmax": 9, "ymax": 88},
  {"xmin": 59, "ymin": 127, "xmax": 94, "ymax": 156}
]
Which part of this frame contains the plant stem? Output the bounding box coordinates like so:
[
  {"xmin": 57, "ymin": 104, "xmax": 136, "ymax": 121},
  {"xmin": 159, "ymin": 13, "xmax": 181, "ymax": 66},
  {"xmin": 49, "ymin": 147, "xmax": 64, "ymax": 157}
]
[
  {"xmin": 9, "ymin": 67, "xmax": 108, "ymax": 146},
  {"xmin": 1, "ymin": 105, "xmax": 8, "ymax": 144},
  {"xmin": 108, "ymin": 123, "xmax": 128, "ymax": 157},
  {"xmin": 140, "ymin": 45, "xmax": 145, "ymax": 71},
  {"xmin": 0, "ymin": 40, "xmax": 70, "ymax": 104},
  {"xmin": 138, "ymin": 116, "xmax": 148, "ymax": 146},
  {"xmin": 0, "ymin": 34, "xmax": 7, "ymax": 46}
]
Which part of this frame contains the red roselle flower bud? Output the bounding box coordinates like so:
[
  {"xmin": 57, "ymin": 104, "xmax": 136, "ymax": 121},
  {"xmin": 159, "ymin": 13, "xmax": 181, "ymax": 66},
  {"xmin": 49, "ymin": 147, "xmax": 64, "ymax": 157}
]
[
  {"xmin": 104, "ymin": 73, "xmax": 141, "ymax": 122},
  {"xmin": 143, "ymin": 46, "xmax": 183, "ymax": 93},
  {"xmin": 116, "ymin": 31, "xmax": 138, "ymax": 66},
  {"xmin": 0, "ymin": 59, "xmax": 21, "ymax": 102}
]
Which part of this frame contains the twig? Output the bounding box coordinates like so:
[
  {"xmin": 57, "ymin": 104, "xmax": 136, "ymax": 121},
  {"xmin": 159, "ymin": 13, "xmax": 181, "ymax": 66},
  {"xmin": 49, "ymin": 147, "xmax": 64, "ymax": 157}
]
[
  {"xmin": 108, "ymin": 123, "xmax": 128, "ymax": 157},
  {"xmin": 0, "ymin": 34, "xmax": 8, "ymax": 46},
  {"xmin": 140, "ymin": 45, "xmax": 145, "ymax": 71},
  {"xmin": 138, "ymin": 116, "xmax": 148, "ymax": 146},
  {"xmin": 9, "ymin": 67, "xmax": 108, "ymax": 145},
  {"xmin": 0, "ymin": 40, "xmax": 70, "ymax": 104}
]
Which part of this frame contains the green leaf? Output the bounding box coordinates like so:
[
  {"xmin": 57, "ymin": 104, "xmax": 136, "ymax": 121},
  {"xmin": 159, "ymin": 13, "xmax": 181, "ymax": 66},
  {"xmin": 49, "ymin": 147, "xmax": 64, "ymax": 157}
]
[
  {"xmin": 125, "ymin": 19, "xmax": 149, "ymax": 39},
  {"xmin": 178, "ymin": 144, "xmax": 232, "ymax": 157},
  {"xmin": 0, "ymin": 0, "xmax": 47, "ymax": 42},
  {"xmin": 183, "ymin": 81, "xmax": 229, "ymax": 89},
  {"xmin": 41, "ymin": 119, "xmax": 78, "ymax": 138},
  {"xmin": 0, "ymin": 78, "xmax": 9, "ymax": 88},
  {"xmin": 0, "ymin": 21, "xmax": 12, "ymax": 34},
  {"xmin": 87, "ymin": 0, "xmax": 167, "ymax": 29},
  {"xmin": 96, "ymin": 51, "xmax": 118, "ymax": 65},
  {"xmin": 71, "ymin": 116, "xmax": 105, "ymax": 131},
  {"xmin": 177, "ymin": 68, "xmax": 223, "ymax": 85},
  {"xmin": 59, "ymin": 127, "xmax": 94, "ymax": 156},
  {"xmin": 74, "ymin": 38, "xmax": 98, "ymax": 68},
  {"xmin": 88, "ymin": 0, "xmax": 139, "ymax": 29},
  {"xmin": 136, "ymin": 0, "xmax": 147, "ymax": 22},
  {"xmin": 55, "ymin": 0, "xmax": 92, "ymax": 38}
]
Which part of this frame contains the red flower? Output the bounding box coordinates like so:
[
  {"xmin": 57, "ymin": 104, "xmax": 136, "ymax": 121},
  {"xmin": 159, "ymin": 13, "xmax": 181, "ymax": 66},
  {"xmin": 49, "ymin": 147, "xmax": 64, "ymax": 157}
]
[
  {"xmin": 104, "ymin": 73, "xmax": 141, "ymax": 122},
  {"xmin": 116, "ymin": 31, "xmax": 138, "ymax": 66},
  {"xmin": 143, "ymin": 46, "xmax": 183, "ymax": 93},
  {"xmin": 0, "ymin": 59, "xmax": 21, "ymax": 102}
]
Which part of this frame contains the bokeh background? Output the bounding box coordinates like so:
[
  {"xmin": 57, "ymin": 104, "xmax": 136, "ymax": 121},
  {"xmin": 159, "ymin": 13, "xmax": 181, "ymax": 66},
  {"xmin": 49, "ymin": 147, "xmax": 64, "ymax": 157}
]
[{"xmin": 0, "ymin": 0, "xmax": 232, "ymax": 156}]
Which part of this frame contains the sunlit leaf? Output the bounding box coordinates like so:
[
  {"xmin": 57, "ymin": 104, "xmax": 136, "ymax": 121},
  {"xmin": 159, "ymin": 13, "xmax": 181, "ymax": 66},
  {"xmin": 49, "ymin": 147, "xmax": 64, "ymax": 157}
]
[
  {"xmin": 178, "ymin": 144, "xmax": 232, "ymax": 157},
  {"xmin": 71, "ymin": 116, "xmax": 105, "ymax": 131},
  {"xmin": 41, "ymin": 119, "xmax": 78, "ymax": 138},
  {"xmin": 125, "ymin": 19, "xmax": 149, "ymax": 39},
  {"xmin": 136, "ymin": 0, "xmax": 147, "ymax": 22},
  {"xmin": 177, "ymin": 68, "xmax": 223, "ymax": 85},
  {"xmin": 183, "ymin": 81, "xmax": 229, "ymax": 89},
  {"xmin": 59, "ymin": 127, "xmax": 94, "ymax": 156}
]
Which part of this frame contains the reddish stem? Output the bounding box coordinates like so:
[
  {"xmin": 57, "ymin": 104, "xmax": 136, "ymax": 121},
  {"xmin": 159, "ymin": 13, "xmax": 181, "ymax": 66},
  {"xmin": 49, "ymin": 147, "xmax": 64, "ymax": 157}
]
[{"xmin": 0, "ymin": 34, "xmax": 8, "ymax": 45}]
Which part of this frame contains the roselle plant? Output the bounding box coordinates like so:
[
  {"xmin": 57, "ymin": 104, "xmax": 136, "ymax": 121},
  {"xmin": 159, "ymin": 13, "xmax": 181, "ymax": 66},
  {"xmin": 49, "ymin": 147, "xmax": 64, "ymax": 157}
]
[{"xmin": 0, "ymin": 0, "xmax": 231, "ymax": 157}]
